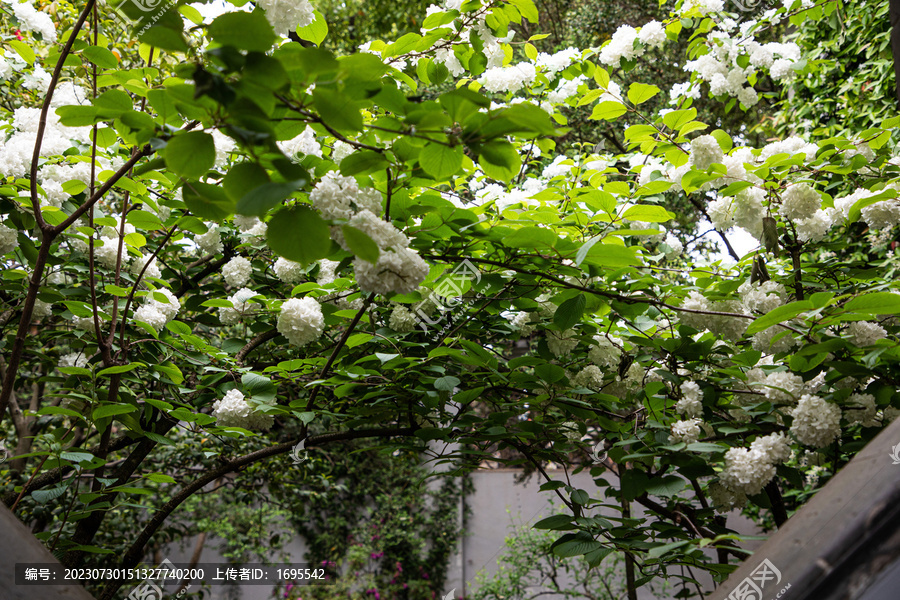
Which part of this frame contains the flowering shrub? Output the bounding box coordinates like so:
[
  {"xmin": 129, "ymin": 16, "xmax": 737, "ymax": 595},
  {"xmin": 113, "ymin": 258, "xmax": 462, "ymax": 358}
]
[{"xmin": 1, "ymin": 0, "xmax": 899, "ymax": 598}]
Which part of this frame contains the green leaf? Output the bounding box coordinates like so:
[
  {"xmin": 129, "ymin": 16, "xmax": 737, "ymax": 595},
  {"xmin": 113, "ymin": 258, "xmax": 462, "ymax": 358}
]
[
  {"xmin": 92, "ymin": 404, "xmax": 137, "ymax": 420},
  {"xmin": 552, "ymin": 534, "xmax": 604, "ymax": 558},
  {"xmin": 146, "ymin": 473, "xmax": 176, "ymax": 484},
  {"xmin": 434, "ymin": 376, "xmax": 460, "ymax": 391},
  {"xmin": 164, "ymin": 132, "xmax": 216, "ymax": 180},
  {"xmin": 209, "ymin": 11, "xmax": 276, "ymax": 52},
  {"xmin": 477, "ymin": 142, "xmax": 521, "ymax": 183},
  {"xmin": 182, "ymin": 182, "xmax": 236, "ymax": 220},
  {"xmin": 533, "ymin": 515, "xmax": 576, "ymax": 530},
  {"xmin": 98, "ymin": 364, "xmax": 142, "ymax": 376},
  {"xmin": 420, "ymin": 143, "xmax": 464, "ymax": 180},
  {"xmin": 32, "ymin": 486, "xmax": 68, "ymax": 504},
  {"xmin": 341, "ymin": 225, "xmax": 381, "ymax": 263},
  {"xmin": 503, "ymin": 226, "xmax": 557, "ymax": 249},
  {"xmin": 627, "ymin": 82, "xmax": 660, "ymax": 105},
  {"xmin": 312, "ymin": 88, "xmax": 364, "ymax": 133},
  {"xmin": 590, "ymin": 101, "xmax": 627, "ymax": 121},
  {"xmin": 645, "ymin": 475, "xmax": 686, "ymax": 497},
  {"xmin": 339, "ymin": 151, "xmax": 389, "ymax": 176},
  {"xmin": 622, "ymin": 205, "xmax": 673, "ymax": 223},
  {"xmin": 554, "ymin": 294, "xmax": 586, "ymax": 330},
  {"xmin": 648, "ymin": 540, "xmax": 691, "ymax": 559},
  {"xmin": 60, "ymin": 451, "xmax": 95, "ymax": 464},
  {"xmin": 236, "ymin": 180, "xmax": 305, "ymax": 217},
  {"xmin": 83, "ymin": 46, "xmax": 118, "ymax": 68},
  {"xmin": 8, "ymin": 39, "xmax": 35, "ymax": 63},
  {"xmin": 296, "ymin": 10, "xmax": 328, "ymax": 45},
  {"xmin": 139, "ymin": 25, "xmax": 189, "ymax": 53},
  {"xmin": 267, "ymin": 205, "xmax": 332, "ymax": 265},
  {"xmin": 845, "ymin": 292, "xmax": 900, "ymax": 315},
  {"xmin": 746, "ymin": 300, "xmax": 813, "ymax": 335},
  {"xmin": 127, "ymin": 210, "xmax": 163, "ymax": 231}
]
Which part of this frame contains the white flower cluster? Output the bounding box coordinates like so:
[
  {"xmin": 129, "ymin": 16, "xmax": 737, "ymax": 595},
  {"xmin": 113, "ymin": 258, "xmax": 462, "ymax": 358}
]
[
  {"xmin": 233, "ymin": 215, "xmax": 267, "ymax": 240},
  {"xmin": 572, "ymin": 365, "xmax": 605, "ymax": 390},
  {"xmin": 779, "ymin": 183, "xmax": 821, "ymax": 221},
  {"xmin": 58, "ymin": 352, "xmax": 88, "ymax": 370},
  {"xmin": 218, "ymin": 288, "xmax": 261, "ymax": 325},
  {"xmin": 534, "ymin": 48, "xmax": 581, "ymax": 76},
  {"xmin": 278, "ymin": 126, "xmax": 323, "ymax": 160},
  {"xmin": 389, "ymin": 305, "xmax": 418, "ymax": 333},
  {"xmin": 130, "ymin": 255, "xmax": 162, "ymax": 281},
  {"xmin": 598, "ymin": 25, "xmax": 644, "ymax": 66},
  {"xmin": 0, "ymin": 107, "xmax": 92, "ymax": 178},
  {"xmin": 844, "ymin": 393, "xmax": 879, "ymax": 427},
  {"xmin": 310, "ymin": 173, "xmax": 428, "ymax": 296},
  {"xmin": 7, "ymin": 0, "xmax": 57, "ymax": 42},
  {"xmin": 479, "ymin": 63, "xmax": 537, "ymax": 94},
  {"xmin": 547, "ymin": 328, "xmax": 578, "ymax": 358},
  {"xmin": 719, "ymin": 432, "xmax": 790, "ymax": 496},
  {"xmin": 669, "ymin": 418, "xmax": 702, "ymax": 444},
  {"xmin": 676, "ymin": 381, "xmax": 703, "ymax": 417},
  {"xmin": 0, "ymin": 223, "xmax": 19, "ymax": 255},
  {"xmin": 223, "ymin": 256, "xmax": 252, "ymax": 288},
  {"xmin": 195, "ymin": 223, "xmax": 223, "ymax": 255},
  {"xmin": 846, "ymin": 321, "xmax": 886, "ymax": 347},
  {"xmin": 310, "ymin": 172, "xmax": 383, "ymax": 220},
  {"xmin": 588, "ymin": 334, "xmax": 622, "ymax": 368},
  {"xmin": 212, "ymin": 389, "xmax": 274, "ymax": 431},
  {"xmin": 790, "ymin": 394, "xmax": 842, "ymax": 448},
  {"xmin": 133, "ymin": 288, "xmax": 180, "ymax": 331},
  {"xmin": 707, "ymin": 481, "xmax": 746, "ymax": 512},
  {"xmin": 689, "ymin": 135, "xmax": 725, "ymax": 170},
  {"xmin": 678, "ymin": 292, "xmax": 748, "ymax": 341},
  {"xmin": 274, "ymin": 257, "xmax": 305, "ymax": 285},
  {"xmin": 33, "ymin": 299, "xmax": 52, "ymax": 318},
  {"xmin": 256, "ymin": 0, "xmax": 314, "ymax": 36},
  {"xmin": 277, "ymin": 297, "xmax": 324, "ymax": 346}
]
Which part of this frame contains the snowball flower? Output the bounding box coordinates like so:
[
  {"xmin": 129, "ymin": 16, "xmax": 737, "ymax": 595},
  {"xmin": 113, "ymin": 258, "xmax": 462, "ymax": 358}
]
[
  {"xmin": 719, "ymin": 446, "xmax": 776, "ymax": 496},
  {"xmin": 676, "ymin": 381, "xmax": 703, "ymax": 417},
  {"xmin": 212, "ymin": 389, "xmax": 274, "ymax": 431},
  {"xmin": 844, "ymin": 393, "xmax": 878, "ymax": 427},
  {"xmin": 277, "ymin": 297, "xmax": 325, "ymax": 346},
  {"xmin": 195, "ymin": 225, "xmax": 223, "ymax": 255},
  {"xmin": 598, "ymin": 25, "xmax": 643, "ymax": 66},
  {"xmin": 572, "ymin": 365, "xmax": 605, "ymax": 390},
  {"xmin": 588, "ymin": 335, "xmax": 622, "ymax": 368},
  {"xmin": 779, "ymin": 183, "xmax": 822, "ymax": 221},
  {"xmin": 389, "ymin": 305, "xmax": 418, "ymax": 333},
  {"xmin": 256, "ymin": 0, "xmax": 315, "ymax": 36},
  {"xmin": 846, "ymin": 321, "xmax": 886, "ymax": 347},
  {"xmin": 353, "ymin": 248, "xmax": 429, "ymax": 295},
  {"xmin": 669, "ymin": 418, "xmax": 702, "ymax": 444},
  {"xmin": 638, "ymin": 21, "xmax": 667, "ymax": 49},
  {"xmin": 547, "ymin": 328, "xmax": 578, "ymax": 358},
  {"xmin": 790, "ymin": 394, "xmax": 842, "ymax": 448},
  {"xmin": 218, "ymin": 288, "xmax": 262, "ymax": 325},
  {"xmin": 479, "ymin": 63, "xmax": 538, "ymax": 94},
  {"xmin": 33, "ymin": 299, "xmax": 52, "ymax": 318},
  {"xmin": 223, "ymin": 256, "xmax": 253, "ymax": 287},
  {"xmin": 0, "ymin": 223, "xmax": 19, "ymax": 255},
  {"xmin": 133, "ymin": 305, "xmax": 168, "ymax": 331},
  {"xmin": 59, "ymin": 352, "xmax": 88, "ymax": 370},
  {"xmin": 310, "ymin": 172, "xmax": 382, "ymax": 220},
  {"xmin": 274, "ymin": 257, "xmax": 306, "ymax": 285},
  {"xmin": 689, "ymin": 135, "xmax": 724, "ymax": 170}
]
